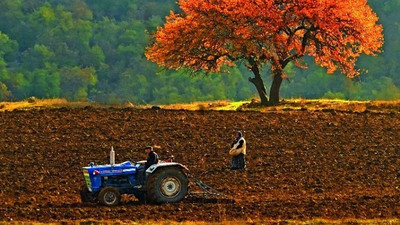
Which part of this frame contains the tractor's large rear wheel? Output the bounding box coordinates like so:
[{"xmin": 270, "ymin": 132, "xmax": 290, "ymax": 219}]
[
  {"xmin": 98, "ymin": 187, "xmax": 121, "ymax": 206},
  {"xmin": 146, "ymin": 167, "xmax": 188, "ymax": 203}
]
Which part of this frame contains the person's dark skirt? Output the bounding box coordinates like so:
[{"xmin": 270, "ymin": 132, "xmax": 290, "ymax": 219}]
[{"xmin": 231, "ymin": 153, "xmax": 246, "ymax": 170}]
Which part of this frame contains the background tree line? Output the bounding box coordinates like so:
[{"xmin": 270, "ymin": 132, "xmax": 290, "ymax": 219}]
[{"xmin": 0, "ymin": 0, "xmax": 399, "ymax": 103}]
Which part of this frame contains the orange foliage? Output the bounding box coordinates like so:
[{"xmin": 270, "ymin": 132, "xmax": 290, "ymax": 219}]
[{"xmin": 146, "ymin": 0, "xmax": 383, "ymax": 78}]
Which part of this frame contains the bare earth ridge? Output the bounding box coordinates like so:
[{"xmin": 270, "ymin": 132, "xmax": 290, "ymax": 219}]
[{"xmin": 0, "ymin": 108, "xmax": 399, "ymax": 223}]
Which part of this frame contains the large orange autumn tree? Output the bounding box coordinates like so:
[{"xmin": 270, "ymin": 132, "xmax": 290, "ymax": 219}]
[{"xmin": 146, "ymin": 0, "xmax": 383, "ymax": 105}]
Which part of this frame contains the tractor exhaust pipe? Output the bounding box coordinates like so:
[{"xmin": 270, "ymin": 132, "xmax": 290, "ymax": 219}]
[{"xmin": 110, "ymin": 146, "xmax": 115, "ymax": 165}]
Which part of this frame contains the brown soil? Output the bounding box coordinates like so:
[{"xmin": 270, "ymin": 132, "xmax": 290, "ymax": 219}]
[{"xmin": 0, "ymin": 108, "xmax": 399, "ymax": 223}]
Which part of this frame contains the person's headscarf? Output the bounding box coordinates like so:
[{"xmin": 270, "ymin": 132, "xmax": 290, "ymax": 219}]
[{"xmin": 233, "ymin": 131, "xmax": 243, "ymax": 143}]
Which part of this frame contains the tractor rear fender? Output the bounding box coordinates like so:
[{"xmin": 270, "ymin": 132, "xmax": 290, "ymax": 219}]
[{"xmin": 146, "ymin": 162, "xmax": 188, "ymax": 174}]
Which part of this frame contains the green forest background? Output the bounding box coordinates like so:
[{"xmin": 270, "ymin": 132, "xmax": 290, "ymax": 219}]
[{"xmin": 0, "ymin": 0, "xmax": 399, "ymax": 104}]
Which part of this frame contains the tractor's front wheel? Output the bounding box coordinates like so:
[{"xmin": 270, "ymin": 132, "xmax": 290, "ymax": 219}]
[
  {"xmin": 146, "ymin": 167, "xmax": 188, "ymax": 203},
  {"xmin": 98, "ymin": 187, "xmax": 121, "ymax": 206}
]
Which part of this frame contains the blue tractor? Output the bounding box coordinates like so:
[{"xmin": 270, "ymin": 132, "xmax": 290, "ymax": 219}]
[{"xmin": 80, "ymin": 150, "xmax": 188, "ymax": 206}]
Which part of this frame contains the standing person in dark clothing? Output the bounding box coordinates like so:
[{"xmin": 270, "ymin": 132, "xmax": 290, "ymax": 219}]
[{"xmin": 229, "ymin": 131, "xmax": 246, "ymax": 170}]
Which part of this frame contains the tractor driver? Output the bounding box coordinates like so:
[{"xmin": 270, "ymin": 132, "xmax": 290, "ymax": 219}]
[
  {"xmin": 144, "ymin": 146, "xmax": 159, "ymax": 170},
  {"xmin": 135, "ymin": 146, "xmax": 159, "ymax": 189}
]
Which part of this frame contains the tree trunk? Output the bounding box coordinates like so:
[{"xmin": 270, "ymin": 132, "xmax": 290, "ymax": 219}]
[
  {"xmin": 269, "ymin": 70, "xmax": 283, "ymax": 106},
  {"xmin": 249, "ymin": 66, "xmax": 269, "ymax": 105}
]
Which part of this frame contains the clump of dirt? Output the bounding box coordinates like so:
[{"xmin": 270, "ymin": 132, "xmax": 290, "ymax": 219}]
[{"xmin": 0, "ymin": 108, "xmax": 399, "ymax": 223}]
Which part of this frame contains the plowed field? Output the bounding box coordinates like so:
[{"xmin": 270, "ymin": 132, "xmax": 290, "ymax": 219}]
[{"xmin": 0, "ymin": 108, "xmax": 399, "ymax": 223}]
